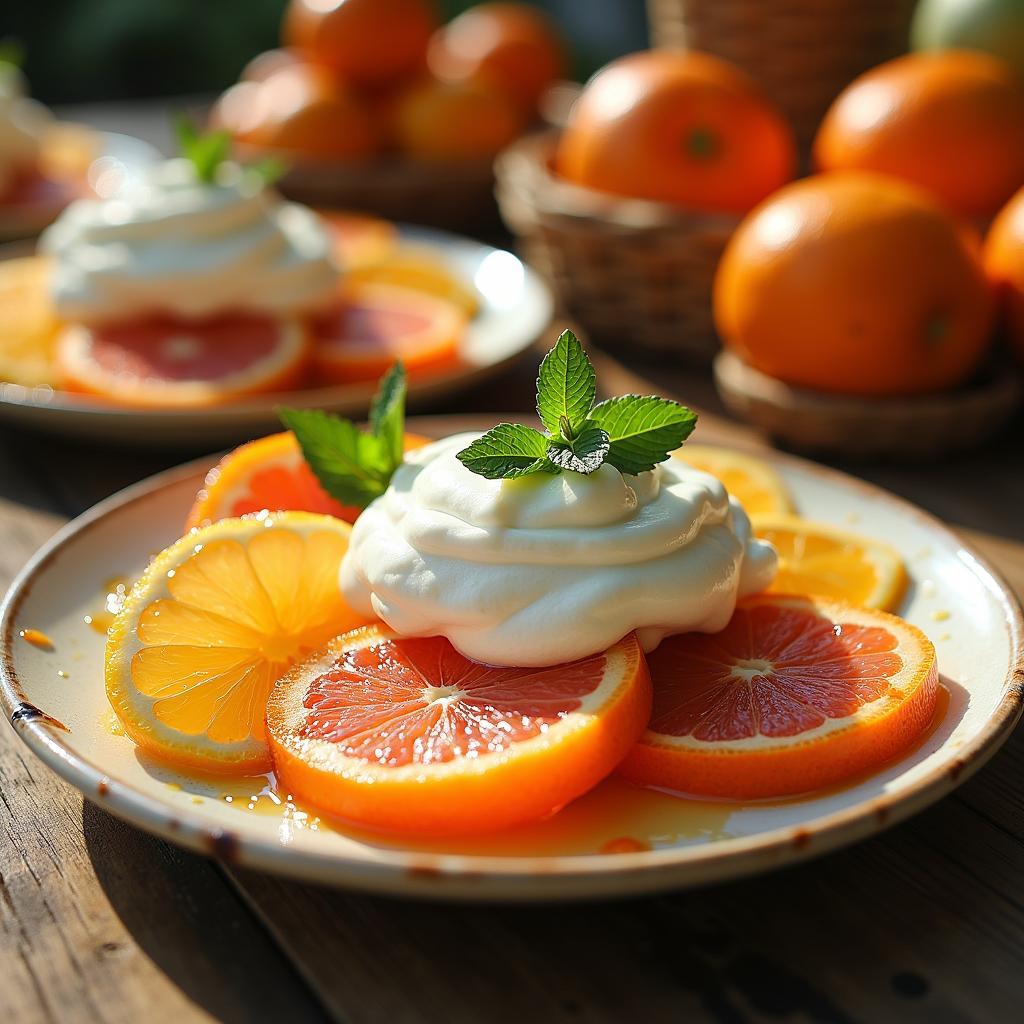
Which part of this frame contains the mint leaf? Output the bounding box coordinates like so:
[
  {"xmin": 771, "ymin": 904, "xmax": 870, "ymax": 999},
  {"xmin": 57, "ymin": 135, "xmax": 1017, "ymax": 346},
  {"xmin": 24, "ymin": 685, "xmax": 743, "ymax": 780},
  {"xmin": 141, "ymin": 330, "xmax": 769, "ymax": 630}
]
[
  {"xmin": 588, "ymin": 395, "xmax": 698, "ymax": 475},
  {"xmin": 547, "ymin": 424, "xmax": 609, "ymax": 474},
  {"xmin": 536, "ymin": 329, "xmax": 596, "ymax": 437},
  {"xmin": 369, "ymin": 361, "xmax": 406, "ymax": 468},
  {"xmin": 279, "ymin": 362, "xmax": 409, "ymax": 509},
  {"xmin": 456, "ymin": 424, "xmax": 553, "ymax": 479},
  {"xmin": 174, "ymin": 114, "xmax": 231, "ymax": 184}
]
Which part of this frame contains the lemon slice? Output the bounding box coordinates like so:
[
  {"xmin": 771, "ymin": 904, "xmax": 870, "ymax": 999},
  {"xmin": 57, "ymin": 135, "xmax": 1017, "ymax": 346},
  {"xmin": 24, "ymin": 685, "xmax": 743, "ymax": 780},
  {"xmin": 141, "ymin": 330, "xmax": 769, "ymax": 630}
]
[
  {"xmin": 753, "ymin": 515, "xmax": 908, "ymax": 611},
  {"xmin": 105, "ymin": 512, "xmax": 373, "ymax": 772},
  {"xmin": 676, "ymin": 445, "xmax": 794, "ymax": 518}
]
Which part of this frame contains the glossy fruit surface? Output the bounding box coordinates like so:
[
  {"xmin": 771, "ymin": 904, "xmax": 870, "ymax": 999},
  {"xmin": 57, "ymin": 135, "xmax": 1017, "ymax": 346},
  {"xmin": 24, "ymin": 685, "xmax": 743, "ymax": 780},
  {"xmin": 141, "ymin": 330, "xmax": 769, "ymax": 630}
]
[
  {"xmin": 556, "ymin": 50, "xmax": 796, "ymax": 213},
  {"xmin": 814, "ymin": 50, "xmax": 1024, "ymax": 217},
  {"xmin": 268, "ymin": 625, "xmax": 652, "ymax": 833},
  {"xmin": 427, "ymin": 2, "xmax": 567, "ymax": 112},
  {"xmin": 284, "ymin": 0, "xmax": 437, "ymax": 85},
  {"xmin": 983, "ymin": 184, "xmax": 1024, "ymax": 361},
  {"xmin": 55, "ymin": 314, "xmax": 312, "ymax": 407},
  {"xmin": 714, "ymin": 172, "xmax": 995, "ymax": 396},
  {"xmin": 619, "ymin": 595, "xmax": 939, "ymax": 799},
  {"xmin": 106, "ymin": 512, "xmax": 372, "ymax": 772}
]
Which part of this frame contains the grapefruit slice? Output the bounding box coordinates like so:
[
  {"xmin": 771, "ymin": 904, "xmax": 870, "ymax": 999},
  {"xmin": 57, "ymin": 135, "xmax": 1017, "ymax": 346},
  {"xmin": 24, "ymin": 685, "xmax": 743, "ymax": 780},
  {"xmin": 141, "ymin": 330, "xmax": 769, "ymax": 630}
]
[
  {"xmin": 311, "ymin": 282, "xmax": 465, "ymax": 385},
  {"xmin": 754, "ymin": 516, "xmax": 907, "ymax": 611},
  {"xmin": 0, "ymin": 256, "xmax": 62, "ymax": 388},
  {"xmin": 619, "ymin": 594, "xmax": 938, "ymax": 799},
  {"xmin": 675, "ymin": 445, "xmax": 794, "ymax": 518},
  {"xmin": 184, "ymin": 429, "xmax": 431, "ymax": 531},
  {"xmin": 105, "ymin": 512, "xmax": 374, "ymax": 772},
  {"xmin": 55, "ymin": 313, "xmax": 311, "ymax": 407},
  {"xmin": 267, "ymin": 626, "xmax": 652, "ymax": 834}
]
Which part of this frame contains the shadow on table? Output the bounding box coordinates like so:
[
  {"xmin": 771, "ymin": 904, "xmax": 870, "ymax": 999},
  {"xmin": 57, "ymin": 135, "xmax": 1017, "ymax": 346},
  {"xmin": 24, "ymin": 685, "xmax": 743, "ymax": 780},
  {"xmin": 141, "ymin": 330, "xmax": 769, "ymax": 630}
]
[{"xmin": 81, "ymin": 800, "xmax": 329, "ymax": 1024}]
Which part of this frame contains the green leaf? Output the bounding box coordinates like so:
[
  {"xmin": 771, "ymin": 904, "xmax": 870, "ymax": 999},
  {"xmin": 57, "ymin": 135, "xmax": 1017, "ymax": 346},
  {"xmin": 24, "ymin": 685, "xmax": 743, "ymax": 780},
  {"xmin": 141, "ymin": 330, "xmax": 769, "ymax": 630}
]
[
  {"xmin": 369, "ymin": 361, "xmax": 406, "ymax": 468},
  {"xmin": 588, "ymin": 395, "xmax": 698, "ymax": 475},
  {"xmin": 456, "ymin": 424, "xmax": 553, "ymax": 479},
  {"xmin": 174, "ymin": 114, "xmax": 232, "ymax": 184},
  {"xmin": 546, "ymin": 424, "xmax": 609, "ymax": 475},
  {"xmin": 278, "ymin": 407, "xmax": 393, "ymax": 509},
  {"xmin": 536, "ymin": 329, "xmax": 596, "ymax": 437}
]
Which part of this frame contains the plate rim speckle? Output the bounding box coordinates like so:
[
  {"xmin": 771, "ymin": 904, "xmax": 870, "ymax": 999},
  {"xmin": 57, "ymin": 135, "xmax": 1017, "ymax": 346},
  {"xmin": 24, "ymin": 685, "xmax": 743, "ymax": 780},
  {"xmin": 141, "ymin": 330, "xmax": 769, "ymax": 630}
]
[{"xmin": 2, "ymin": 435, "xmax": 1022, "ymax": 901}]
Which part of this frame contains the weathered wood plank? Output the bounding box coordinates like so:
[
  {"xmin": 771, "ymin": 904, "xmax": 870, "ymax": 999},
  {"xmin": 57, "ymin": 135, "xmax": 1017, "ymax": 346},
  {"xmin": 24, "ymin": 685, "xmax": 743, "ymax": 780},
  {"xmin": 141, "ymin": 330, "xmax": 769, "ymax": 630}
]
[{"xmin": 0, "ymin": 430, "xmax": 329, "ymax": 1024}]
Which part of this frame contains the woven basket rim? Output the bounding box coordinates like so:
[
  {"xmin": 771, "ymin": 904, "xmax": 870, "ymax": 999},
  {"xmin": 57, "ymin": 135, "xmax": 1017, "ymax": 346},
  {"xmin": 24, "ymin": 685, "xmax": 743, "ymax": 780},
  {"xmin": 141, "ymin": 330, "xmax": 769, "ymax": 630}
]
[
  {"xmin": 714, "ymin": 350, "xmax": 1024, "ymax": 419},
  {"xmin": 495, "ymin": 130, "xmax": 742, "ymax": 233}
]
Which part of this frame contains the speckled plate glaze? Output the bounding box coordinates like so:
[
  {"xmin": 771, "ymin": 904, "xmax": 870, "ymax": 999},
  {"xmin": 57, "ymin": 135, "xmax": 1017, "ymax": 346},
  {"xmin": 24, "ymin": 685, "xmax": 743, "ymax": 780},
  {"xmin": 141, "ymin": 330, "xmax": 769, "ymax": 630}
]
[
  {"xmin": 2, "ymin": 440, "xmax": 1021, "ymax": 901},
  {"xmin": 0, "ymin": 228, "xmax": 553, "ymax": 446}
]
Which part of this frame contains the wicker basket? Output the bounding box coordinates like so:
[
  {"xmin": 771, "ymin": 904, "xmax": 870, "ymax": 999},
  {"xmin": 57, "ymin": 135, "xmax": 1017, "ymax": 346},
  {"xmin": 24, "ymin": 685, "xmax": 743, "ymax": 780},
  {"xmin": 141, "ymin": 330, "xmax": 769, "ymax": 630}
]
[
  {"xmin": 714, "ymin": 350, "xmax": 1023, "ymax": 459},
  {"xmin": 647, "ymin": 0, "xmax": 916, "ymax": 155},
  {"xmin": 236, "ymin": 144, "xmax": 501, "ymax": 233},
  {"xmin": 494, "ymin": 131, "xmax": 739, "ymax": 361}
]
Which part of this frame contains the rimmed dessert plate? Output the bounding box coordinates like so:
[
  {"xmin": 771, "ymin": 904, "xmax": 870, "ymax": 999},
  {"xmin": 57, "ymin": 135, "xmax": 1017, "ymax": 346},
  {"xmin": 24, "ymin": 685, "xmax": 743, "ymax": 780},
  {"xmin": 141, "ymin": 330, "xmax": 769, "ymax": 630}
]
[
  {"xmin": 0, "ymin": 228, "xmax": 554, "ymax": 446},
  {"xmin": 1, "ymin": 427, "xmax": 1021, "ymax": 901}
]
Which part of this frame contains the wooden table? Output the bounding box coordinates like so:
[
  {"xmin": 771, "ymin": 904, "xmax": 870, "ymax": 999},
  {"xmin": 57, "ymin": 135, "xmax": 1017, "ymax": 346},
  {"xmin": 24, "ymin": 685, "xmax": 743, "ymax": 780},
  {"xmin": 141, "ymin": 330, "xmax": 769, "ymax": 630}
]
[{"xmin": 2, "ymin": 342, "xmax": 1024, "ymax": 1024}]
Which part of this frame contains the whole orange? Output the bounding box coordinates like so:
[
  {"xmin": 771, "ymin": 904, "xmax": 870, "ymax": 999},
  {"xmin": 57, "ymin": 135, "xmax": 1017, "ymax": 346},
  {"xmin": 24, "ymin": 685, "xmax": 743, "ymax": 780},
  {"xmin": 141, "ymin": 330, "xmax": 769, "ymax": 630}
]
[
  {"xmin": 427, "ymin": 2, "xmax": 567, "ymax": 113},
  {"xmin": 284, "ymin": 0, "xmax": 437, "ymax": 86},
  {"xmin": 714, "ymin": 172, "xmax": 995, "ymax": 396},
  {"xmin": 241, "ymin": 65, "xmax": 379, "ymax": 161},
  {"xmin": 555, "ymin": 50, "xmax": 796, "ymax": 214},
  {"xmin": 814, "ymin": 50, "xmax": 1024, "ymax": 218},
  {"xmin": 393, "ymin": 78, "xmax": 527, "ymax": 160},
  {"xmin": 983, "ymin": 185, "xmax": 1024, "ymax": 362}
]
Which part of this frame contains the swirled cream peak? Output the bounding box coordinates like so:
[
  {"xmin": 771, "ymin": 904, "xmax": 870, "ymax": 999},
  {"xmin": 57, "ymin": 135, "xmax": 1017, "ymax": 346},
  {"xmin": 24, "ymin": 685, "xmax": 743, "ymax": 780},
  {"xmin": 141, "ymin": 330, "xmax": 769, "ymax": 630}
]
[
  {"xmin": 340, "ymin": 433, "xmax": 777, "ymax": 667},
  {"xmin": 0, "ymin": 67, "xmax": 51, "ymax": 194},
  {"xmin": 40, "ymin": 158, "xmax": 338, "ymax": 324}
]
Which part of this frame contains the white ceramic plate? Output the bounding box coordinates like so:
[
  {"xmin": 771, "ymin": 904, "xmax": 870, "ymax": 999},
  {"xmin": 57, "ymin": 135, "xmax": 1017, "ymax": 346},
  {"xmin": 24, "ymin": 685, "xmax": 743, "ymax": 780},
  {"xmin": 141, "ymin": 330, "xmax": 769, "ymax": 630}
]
[
  {"xmin": 2, "ymin": 442, "xmax": 1021, "ymax": 901},
  {"xmin": 0, "ymin": 228, "xmax": 553, "ymax": 446}
]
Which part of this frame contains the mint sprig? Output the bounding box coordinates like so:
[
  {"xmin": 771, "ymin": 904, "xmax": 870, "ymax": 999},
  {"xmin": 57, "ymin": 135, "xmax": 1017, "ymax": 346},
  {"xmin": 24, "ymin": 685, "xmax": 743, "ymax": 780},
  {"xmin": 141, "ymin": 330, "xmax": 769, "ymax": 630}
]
[
  {"xmin": 457, "ymin": 330, "xmax": 697, "ymax": 480},
  {"xmin": 174, "ymin": 114, "xmax": 289, "ymax": 187},
  {"xmin": 279, "ymin": 363, "xmax": 408, "ymax": 508}
]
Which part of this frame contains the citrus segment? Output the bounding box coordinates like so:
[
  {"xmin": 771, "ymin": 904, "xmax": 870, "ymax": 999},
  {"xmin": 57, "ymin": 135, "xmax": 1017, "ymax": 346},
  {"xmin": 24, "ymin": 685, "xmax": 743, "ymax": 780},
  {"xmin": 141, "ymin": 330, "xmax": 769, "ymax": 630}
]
[
  {"xmin": 0, "ymin": 256, "xmax": 62, "ymax": 388},
  {"xmin": 619, "ymin": 594, "xmax": 938, "ymax": 799},
  {"xmin": 342, "ymin": 246, "xmax": 479, "ymax": 316},
  {"xmin": 311, "ymin": 283, "xmax": 465, "ymax": 384},
  {"xmin": 55, "ymin": 314, "xmax": 311, "ymax": 407},
  {"xmin": 267, "ymin": 626, "xmax": 652, "ymax": 834},
  {"xmin": 754, "ymin": 515, "xmax": 907, "ymax": 611},
  {"xmin": 184, "ymin": 430, "xmax": 432, "ymax": 531},
  {"xmin": 106, "ymin": 512, "xmax": 374, "ymax": 772},
  {"xmin": 675, "ymin": 445, "xmax": 794, "ymax": 518},
  {"xmin": 322, "ymin": 211, "xmax": 398, "ymax": 269}
]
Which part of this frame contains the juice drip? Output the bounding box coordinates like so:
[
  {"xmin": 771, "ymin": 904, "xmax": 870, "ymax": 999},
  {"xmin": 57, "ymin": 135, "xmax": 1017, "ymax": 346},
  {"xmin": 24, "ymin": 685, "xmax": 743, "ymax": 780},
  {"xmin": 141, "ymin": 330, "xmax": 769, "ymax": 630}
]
[
  {"xmin": 19, "ymin": 628, "xmax": 54, "ymax": 650},
  {"xmin": 85, "ymin": 577, "xmax": 130, "ymax": 635}
]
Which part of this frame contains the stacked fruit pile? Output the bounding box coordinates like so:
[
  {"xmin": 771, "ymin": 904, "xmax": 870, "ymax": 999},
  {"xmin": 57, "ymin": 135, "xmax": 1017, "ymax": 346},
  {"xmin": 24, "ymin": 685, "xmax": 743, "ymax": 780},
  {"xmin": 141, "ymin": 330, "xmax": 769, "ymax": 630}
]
[{"xmin": 214, "ymin": 0, "xmax": 566, "ymax": 166}]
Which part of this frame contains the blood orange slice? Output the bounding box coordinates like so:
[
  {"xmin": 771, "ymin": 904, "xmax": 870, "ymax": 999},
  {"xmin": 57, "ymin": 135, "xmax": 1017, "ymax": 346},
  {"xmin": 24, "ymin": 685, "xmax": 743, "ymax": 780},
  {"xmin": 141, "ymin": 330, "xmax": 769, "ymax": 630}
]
[
  {"xmin": 55, "ymin": 313, "xmax": 311, "ymax": 407},
  {"xmin": 311, "ymin": 282, "xmax": 465, "ymax": 385},
  {"xmin": 184, "ymin": 429, "xmax": 431, "ymax": 531},
  {"xmin": 267, "ymin": 626, "xmax": 652, "ymax": 834},
  {"xmin": 619, "ymin": 594, "xmax": 938, "ymax": 799}
]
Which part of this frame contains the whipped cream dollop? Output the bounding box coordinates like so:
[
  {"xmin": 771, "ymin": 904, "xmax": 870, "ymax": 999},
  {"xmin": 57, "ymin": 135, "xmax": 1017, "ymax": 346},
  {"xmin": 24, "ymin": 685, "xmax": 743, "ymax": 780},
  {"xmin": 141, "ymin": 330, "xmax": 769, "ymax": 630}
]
[
  {"xmin": 340, "ymin": 433, "xmax": 777, "ymax": 667},
  {"xmin": 40, "ymin": 158, "xmax": 338, "ymax": 325},
  {"xmin": 0, "ymin": 66, "xmax": 52, "ymax": 194}
]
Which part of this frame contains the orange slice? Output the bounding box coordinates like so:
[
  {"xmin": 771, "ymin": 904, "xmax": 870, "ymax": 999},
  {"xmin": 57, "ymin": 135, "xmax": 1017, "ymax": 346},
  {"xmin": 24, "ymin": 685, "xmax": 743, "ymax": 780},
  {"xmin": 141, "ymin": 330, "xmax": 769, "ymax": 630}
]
[
  {"xmin": 0, "ymin": 255, "xmax": 62, "ymax": 388},
  {"xmin": 322, "ymin": 211, "xmax": 398, "ymax": 269},
  {"xmin": 619, "ymin": 594, "xmax": 938, "ymax": 799},
  {"xmin": 55, "ymin": 313, "xmax": 311, "ymax": 407},
  {"xmin": 184, "ymin": 429, "xmax": 432, "ymax": 531},
  {"xmin": 343, "ymin": 246, "xmax": 480, "ymax": 317},
  {"xmin": 311, "ymin": 282, "xmax": 466, "ymax": 385},
  {"xmin": 267, "ymin": 626, "xmax": 652, "ymax": 834},
  {"xmin": 675, "ymin": 445, "xmax": 794, "ymax": 518},
  {"xmin": 105, "ymin": 512, "xmax": 373, "ymax": 772},
  {"xmin": 754, "ymin": 515, "xmax": 907, "ymax": 611}
]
